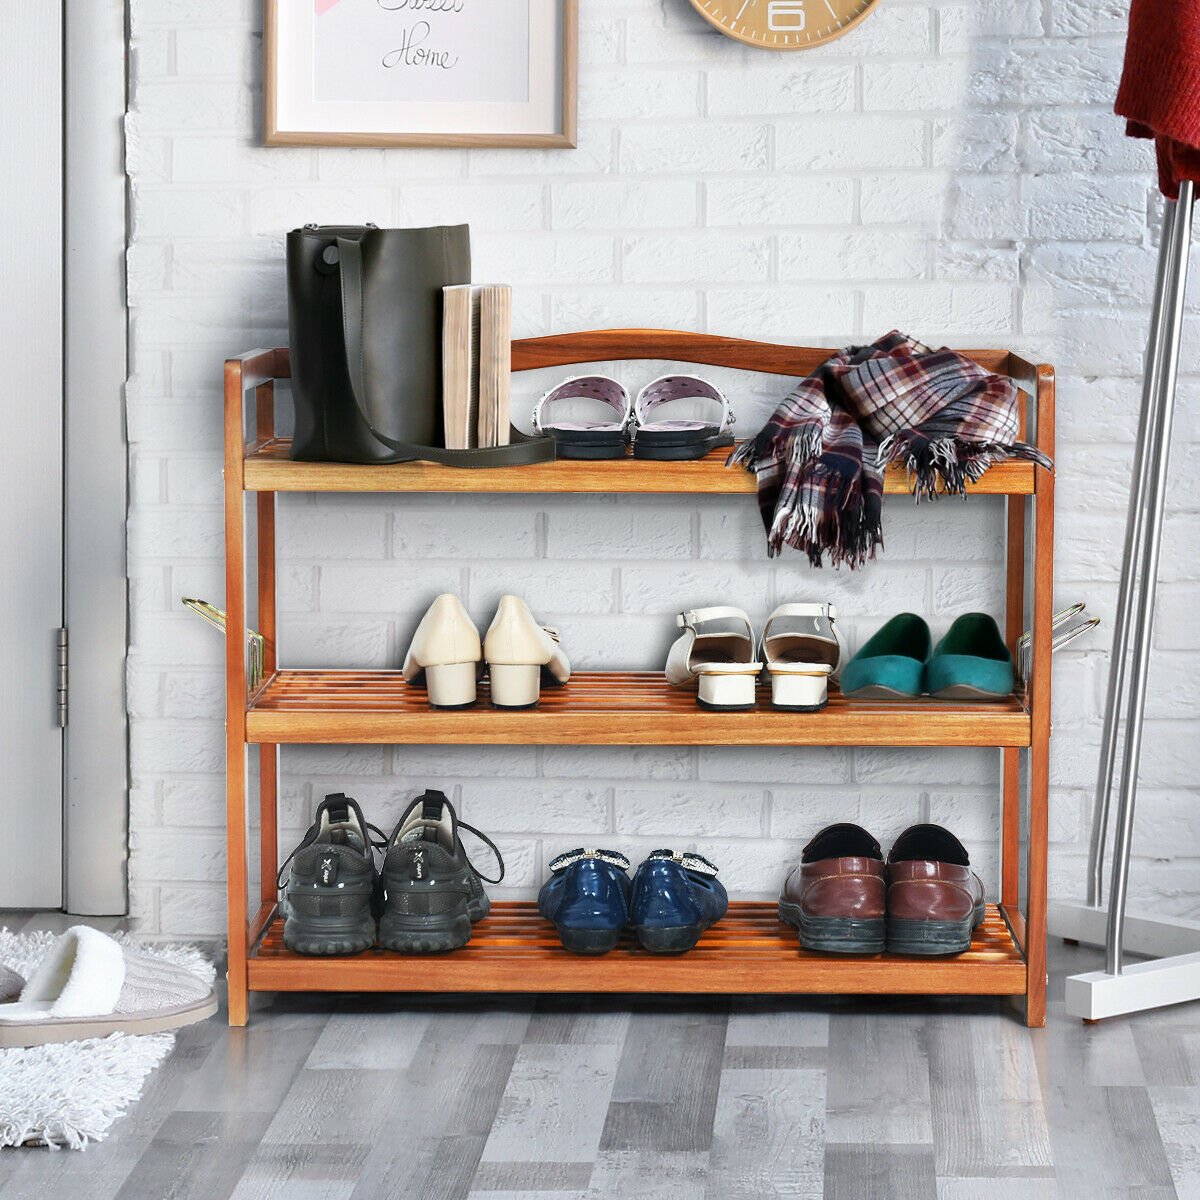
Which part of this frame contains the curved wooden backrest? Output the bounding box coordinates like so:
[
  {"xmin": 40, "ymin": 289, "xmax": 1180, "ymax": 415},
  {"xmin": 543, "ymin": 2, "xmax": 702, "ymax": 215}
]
[
  {"xmin": 264, "ymin": 333, "xmax": 1025, "ymax": 384},
  {"xmin": 512, "ymin": 328, "xmax": 1013, "ymax": 378}
]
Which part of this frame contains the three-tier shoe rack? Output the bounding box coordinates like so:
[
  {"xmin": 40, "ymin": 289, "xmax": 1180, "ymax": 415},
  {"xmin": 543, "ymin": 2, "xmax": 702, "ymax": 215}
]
[{"xmin": 223, "ymin": 329, "xmax": 1055, "ymax": 1027}]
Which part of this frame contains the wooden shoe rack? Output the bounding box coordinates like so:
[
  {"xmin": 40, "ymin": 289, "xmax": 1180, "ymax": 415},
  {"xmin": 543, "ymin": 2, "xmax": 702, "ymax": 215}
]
[{"xmin": 223, "ymin": 330, "xmax": 1055, "ymax": 1027}]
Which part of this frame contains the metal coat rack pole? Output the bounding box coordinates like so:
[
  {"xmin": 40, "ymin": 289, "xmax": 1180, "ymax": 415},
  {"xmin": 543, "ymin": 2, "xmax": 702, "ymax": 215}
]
[{"xmin": 1049, "ymin": 180, "xmax": 1200, "ymax": 1019}]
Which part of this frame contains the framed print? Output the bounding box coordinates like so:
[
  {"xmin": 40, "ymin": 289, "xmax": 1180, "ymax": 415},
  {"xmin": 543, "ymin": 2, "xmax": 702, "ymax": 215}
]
[{"xmin": 264, "ymin": 0, "xmax": 578, "ymax": 148}]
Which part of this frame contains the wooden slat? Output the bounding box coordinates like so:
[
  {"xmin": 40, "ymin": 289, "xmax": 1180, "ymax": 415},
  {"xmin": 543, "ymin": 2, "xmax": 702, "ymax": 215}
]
[
  {"xmin": 243, "ymin": 439, "xmax": 1037, "ymax": 496},
  {"xmin": 511, "ymin": 329, "xmax": 1011, "ymax": 376},
  {"xmin": 249, "ymin": 901, "xmax": 278, "ymax": 949},
  {"xmin": 245, "ymin": 670, "xmax": 1031, "ymax": 747},
  {"xmin": 1002, "ymin": 902, "xmax": 1027, "ymax": 956},
  {"xmin": 248, "ymin": 901, "xmax": 1026, "ymax": 996}
]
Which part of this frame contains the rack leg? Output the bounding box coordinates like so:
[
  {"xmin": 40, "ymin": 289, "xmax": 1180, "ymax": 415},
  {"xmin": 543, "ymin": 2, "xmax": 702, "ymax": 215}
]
[
  {"xmin": 1002, "ymin": 494, "xmax": 1026, "ymax": 911},
  {"xmin": 226, "ymin": 764, "xmax": 249, "ymax": 1028},
  {"xmin": 259, "ymin": 745, "xmax": 279, "ymax": 910},
  {"xmin": 224, "ymin": 362, "xmax": 251, "ymax": 1028},
  {"xmin": 1002, "ymin": 750, "xmax": 1021, "ymax": 910},
  {"xmin": 1026, "ymin": 754, "xmax": 1049, "ymax": 1027},
  {"xmin": 1024, "ymin": 366, "xmax": 1055, "ymax": 1029},
  {"xmin": 256, "ymin": 475, "xmax": 278, "ymax": 910}
]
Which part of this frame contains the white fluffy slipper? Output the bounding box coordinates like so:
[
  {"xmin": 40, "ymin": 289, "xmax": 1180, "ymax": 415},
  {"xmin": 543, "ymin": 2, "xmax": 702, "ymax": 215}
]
[
  {"xmin": 0, "ymin": 963, "xmax": 23, "ymax": 1003},
  {"xmin": 0, "ymin": 925, "xmax": 216, "ymax": 1048}
]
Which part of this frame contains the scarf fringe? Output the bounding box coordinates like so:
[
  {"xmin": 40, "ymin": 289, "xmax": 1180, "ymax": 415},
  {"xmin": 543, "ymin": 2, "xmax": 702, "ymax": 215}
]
[
  {"xmin": 880, "ymin": 433, "xmax": 1052, "ymax": 502},
  {"xmin": 729, "ymin": 422, "xmax": 824, "ymax": 477},
  {"xmin": 767, "ymin": 462, "xmax": 883, "ymax": 568}
]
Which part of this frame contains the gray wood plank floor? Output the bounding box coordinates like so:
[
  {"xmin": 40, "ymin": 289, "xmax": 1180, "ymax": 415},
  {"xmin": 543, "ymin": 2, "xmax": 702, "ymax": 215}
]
[{"xmin": 1, "ymin": 913, "xmax": 1197, "ymax": 1199}]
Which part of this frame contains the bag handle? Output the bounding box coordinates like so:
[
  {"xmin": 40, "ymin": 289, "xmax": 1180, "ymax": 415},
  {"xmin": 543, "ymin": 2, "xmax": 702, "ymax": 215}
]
[{"xmin": 337, "ymin": 237, "xmax": 554, "ymax": 468}]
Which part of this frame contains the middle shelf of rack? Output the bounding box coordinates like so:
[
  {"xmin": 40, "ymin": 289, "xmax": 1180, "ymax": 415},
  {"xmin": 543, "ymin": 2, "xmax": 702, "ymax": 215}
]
[{"xmin": 244, "ymin": 670, "xmax": 1031, "ymax": 747}]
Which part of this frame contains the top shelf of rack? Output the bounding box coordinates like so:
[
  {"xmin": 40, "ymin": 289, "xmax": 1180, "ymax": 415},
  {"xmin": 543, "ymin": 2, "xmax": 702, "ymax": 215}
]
[
  {"xmin": 242, "ymin": 438, "xmax": 1037, "ymax": 495},
  {"xmin": 228, "ymin": 333, "xmax": 1050, "ymax": 497}
]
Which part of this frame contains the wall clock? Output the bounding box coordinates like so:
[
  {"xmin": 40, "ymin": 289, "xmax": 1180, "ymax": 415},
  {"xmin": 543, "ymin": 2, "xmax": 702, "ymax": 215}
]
[{"xmin": 687, "ymin": 0, "xmax": 882, "ymax": 49}]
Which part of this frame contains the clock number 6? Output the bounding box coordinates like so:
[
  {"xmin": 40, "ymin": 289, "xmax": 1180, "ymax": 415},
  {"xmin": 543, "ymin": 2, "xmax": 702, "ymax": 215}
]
[{"xmin": 767, "ymin": 0, "xmax": 806, "ymax": 31}]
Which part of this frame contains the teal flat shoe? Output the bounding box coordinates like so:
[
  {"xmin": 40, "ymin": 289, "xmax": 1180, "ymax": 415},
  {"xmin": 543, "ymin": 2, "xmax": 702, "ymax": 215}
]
[
  {"xmin": 926, "ymin": 613, "xmax": 1014, "ymax": 700},
  {"xmin": 839, "ymin": 614, "xmax": 931, "ymax": 699}
]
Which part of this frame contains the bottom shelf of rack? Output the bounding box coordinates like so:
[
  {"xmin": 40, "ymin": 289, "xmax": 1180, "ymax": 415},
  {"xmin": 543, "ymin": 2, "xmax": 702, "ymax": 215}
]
[{"xmin": 247, "ymin": 901, "xmax": 1026, "ymax": 996}]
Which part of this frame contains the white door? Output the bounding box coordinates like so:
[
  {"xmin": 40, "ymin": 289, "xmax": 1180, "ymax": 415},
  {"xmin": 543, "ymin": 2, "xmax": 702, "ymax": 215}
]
[{"xmin": 0, "ymin": 2, "xmax": 65, "ymax": 907}]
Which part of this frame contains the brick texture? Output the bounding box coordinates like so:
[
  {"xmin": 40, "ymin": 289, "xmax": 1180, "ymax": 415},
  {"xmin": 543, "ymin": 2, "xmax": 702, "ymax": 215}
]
[{"xmin": 125, "ymin": 0, "xmax": 1200, "ymax": 936}]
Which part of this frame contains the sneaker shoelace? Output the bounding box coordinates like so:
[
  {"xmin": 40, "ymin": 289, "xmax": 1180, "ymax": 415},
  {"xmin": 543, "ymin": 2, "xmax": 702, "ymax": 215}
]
[{"xmin": 455, "ymin": 819, "xmax": 506, "ymax": 885}]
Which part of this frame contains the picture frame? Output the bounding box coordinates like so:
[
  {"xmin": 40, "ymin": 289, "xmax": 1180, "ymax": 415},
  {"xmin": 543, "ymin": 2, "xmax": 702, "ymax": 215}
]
[{"xmin": 264, "ymin": 0, "xmax": 578, "ymax": 149}]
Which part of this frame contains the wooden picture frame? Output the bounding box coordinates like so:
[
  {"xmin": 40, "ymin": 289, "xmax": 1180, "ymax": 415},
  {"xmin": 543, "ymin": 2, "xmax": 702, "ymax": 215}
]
[{"xmin": 264, "ymin": 0, "xmax": 578, "ymax": 149}]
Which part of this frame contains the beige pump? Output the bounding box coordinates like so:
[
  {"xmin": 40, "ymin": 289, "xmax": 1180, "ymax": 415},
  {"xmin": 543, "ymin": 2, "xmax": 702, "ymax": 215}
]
[
  {"xmin": 483, "ymin": 595, "xmax": 572, "ymax": 708},
  {"xmin": 402, "ymin": 593, "xmax": 483, "ymax": 708}
]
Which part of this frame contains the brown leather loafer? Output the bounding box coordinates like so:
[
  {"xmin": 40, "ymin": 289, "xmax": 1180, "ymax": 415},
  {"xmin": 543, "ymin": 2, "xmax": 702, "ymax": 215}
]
[
  {"xmin": 886, "ymin": 824, "xmax": 985, "ymax": 956},
  {"xmin": 778, "ymin": 823, "xmax": 886, "ymax": 954}
]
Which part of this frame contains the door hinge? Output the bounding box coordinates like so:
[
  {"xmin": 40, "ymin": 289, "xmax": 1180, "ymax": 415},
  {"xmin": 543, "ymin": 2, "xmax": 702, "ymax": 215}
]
[{"xmin": 56, "ymin": 628, "xmax": 68, "ymax": 728}]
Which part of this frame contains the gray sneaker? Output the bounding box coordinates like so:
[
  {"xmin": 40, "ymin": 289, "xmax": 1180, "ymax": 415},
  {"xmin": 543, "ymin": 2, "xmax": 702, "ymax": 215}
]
[
  {"xmin": 379, "ymin": 790, "xmax": 505, "ymax": 953},
  {"xmin": 280, "ymin": 793, "xmax": 385, "ymax": 956}
]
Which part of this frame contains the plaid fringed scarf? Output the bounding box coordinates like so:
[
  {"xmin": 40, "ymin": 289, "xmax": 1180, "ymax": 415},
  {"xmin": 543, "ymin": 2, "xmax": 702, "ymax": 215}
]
[{"xmin": 728, "ymin": 332, "xmax": 1053, "ymax": 567}]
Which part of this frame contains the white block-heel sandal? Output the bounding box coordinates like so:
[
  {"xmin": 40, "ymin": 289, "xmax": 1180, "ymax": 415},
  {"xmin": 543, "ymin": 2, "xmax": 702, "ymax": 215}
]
[
  {"xmin": 484, "ymin": 595, "xmax": 571, "ymax": 709},
  {"xmin": 632, "ymin": 375, "xmax": 734, "ymax": 461},
  {"xmin": 403, "ymin": 594, "xmax": 483, "ymax": 709},
  {"xmin": 532, "ymin": 375, "xmax": 632, "ymax": 460},
  {"xmin": 666, "ymin": 607, "xmax": 762, "ymax": 710},
  {"xmin": 761, "ymin": 603, "xmax": 846, "ymax": 711}
]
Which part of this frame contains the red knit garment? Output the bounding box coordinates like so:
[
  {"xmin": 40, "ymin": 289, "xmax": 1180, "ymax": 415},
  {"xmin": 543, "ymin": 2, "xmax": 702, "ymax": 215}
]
[{"xmin": 1115, "ymin": 0, "xmax": 1200, "ymax": 198}]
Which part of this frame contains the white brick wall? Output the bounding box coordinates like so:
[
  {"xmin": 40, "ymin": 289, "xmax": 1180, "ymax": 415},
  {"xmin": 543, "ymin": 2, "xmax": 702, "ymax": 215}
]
[{"xmin": 125, "ymin": 0, "xmax": 1200, "ymax": 936}]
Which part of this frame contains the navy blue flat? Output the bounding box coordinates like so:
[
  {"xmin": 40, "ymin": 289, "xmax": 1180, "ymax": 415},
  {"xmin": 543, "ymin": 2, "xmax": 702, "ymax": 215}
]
[
  {"xmin": 537, "ymin": 849, "xmax": 631, "ymax": 955},
  {"xmin": 629, "ymin": 851, "xmax": 728, "ymax": 953}
]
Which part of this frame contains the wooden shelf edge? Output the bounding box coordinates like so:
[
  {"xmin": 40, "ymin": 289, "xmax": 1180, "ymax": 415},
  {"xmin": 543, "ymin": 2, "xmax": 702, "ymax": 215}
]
[
  {"xmin": 246, "ymin": 962, "xmax": 1028, "ymax": 996},
  {"xmin": 244, "ymin": 671, "xmax": 1032, "ymax": 748},
  {"xmin": 244, "ymin": 440, "xmax": 1037, "ymax": 496},
  {"xmin": 247, "ymin": 903, "xmax": 1026, "ymax": 996},
  {"xmin": 244, "ymin": 713, "xmax": 1032, "ymax": 748}
]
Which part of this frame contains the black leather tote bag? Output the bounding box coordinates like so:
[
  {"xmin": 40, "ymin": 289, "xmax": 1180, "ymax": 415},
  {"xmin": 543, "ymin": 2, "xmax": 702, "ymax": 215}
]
[{"xmin": 286, "ymin": 224, "xmax": 553, "ymax": 466}]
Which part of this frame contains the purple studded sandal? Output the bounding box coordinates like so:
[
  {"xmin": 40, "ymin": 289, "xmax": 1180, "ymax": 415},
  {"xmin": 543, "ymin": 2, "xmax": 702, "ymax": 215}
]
[
  {"xmin": 632, "ymin": 375, "xmax": 735, "ymax": 461},
  {"xmin": 532, "ymin": 375, "xmax": 632, "ymax": 460}
]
